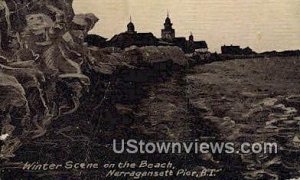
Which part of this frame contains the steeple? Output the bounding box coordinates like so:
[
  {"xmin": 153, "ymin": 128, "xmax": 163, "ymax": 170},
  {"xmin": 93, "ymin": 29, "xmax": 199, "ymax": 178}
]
[
  {"xmin": 161, "ymin": 11, "xmax": 175, "ymax": 41},
  {"xmin": 164, "ymin": 11, "xmax": 172, "ymax": 29},
  {"xmin": 127, "ymin": 15, "xmax": 136, "ymax": 34}
]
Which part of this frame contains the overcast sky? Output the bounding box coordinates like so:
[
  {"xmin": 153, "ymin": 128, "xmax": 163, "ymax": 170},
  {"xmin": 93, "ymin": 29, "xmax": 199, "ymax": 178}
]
[{"xmin": 73, "ymin": 0, "xmax": 300, "ymax": 52}]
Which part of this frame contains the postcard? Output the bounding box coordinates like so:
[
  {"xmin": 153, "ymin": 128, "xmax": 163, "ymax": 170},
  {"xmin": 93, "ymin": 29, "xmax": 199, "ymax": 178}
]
[{"xmin": 0, "ymin": 0, "xmax": 299, "ymax": 179}]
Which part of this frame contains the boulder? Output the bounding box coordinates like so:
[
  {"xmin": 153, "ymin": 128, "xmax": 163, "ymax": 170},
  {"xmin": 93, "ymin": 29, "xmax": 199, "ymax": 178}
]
[{"xmin": 123, "ymin": 46, "xmax": 189, "ymax": 67}]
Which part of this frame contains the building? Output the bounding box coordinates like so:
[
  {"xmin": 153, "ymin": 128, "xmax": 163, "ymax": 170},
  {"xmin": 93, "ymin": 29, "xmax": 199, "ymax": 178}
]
[
  {"xmin": 160, "ymin": 13, "xmax": 187, "ymax": 51},
  {"xmin": 84, "ymin": 34, "xmax": 108, "ymax": 48},
  {"xmin": 221, "ymin": 45, "xmax": 242, "ymax": 54},
  {"xmin": 109, "ymin": 17, "xmax": 158, "ymax": 49},
  {"xmin": 126, "ymin": 17, "xmax": 137, "ymax": 34},
  {"xmin": 186, "ymin": 33, "xmax": 208, "ymax": 53},
  {"xmin": 221, "ymin": 45, "xmax": 255, "ymax": 55},
  {"xmin": 160, "ymin": 14, "xmax": 208, "ymax": 53},
  {"xmin": 161, "ymin": 12, "xmax": 175, "ymax": 41},
  {"xmin": 88, "ymin": 14, "xmax": 208, "ymax": 53}
]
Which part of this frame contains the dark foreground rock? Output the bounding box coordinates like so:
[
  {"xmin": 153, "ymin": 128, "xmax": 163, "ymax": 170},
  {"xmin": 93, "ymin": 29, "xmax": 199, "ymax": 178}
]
[{"xmin": 0, "ymin": 0, "xmax": 190, "ymax": 170}]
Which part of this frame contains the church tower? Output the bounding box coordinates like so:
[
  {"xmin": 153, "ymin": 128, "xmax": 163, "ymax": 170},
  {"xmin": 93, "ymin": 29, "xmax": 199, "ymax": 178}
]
[
  {"xmin": 161, "ymin": 12, "xmax": 175, "ymax": 41},
  {"xmin": 127, "ymin": 16, "xmax": 136, "ymax": 34}
]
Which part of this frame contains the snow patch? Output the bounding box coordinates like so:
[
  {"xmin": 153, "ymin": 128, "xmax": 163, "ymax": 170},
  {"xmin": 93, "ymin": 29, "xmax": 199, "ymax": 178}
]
[{"xmin": 0, "ymin": 134, "xmax": 9, "ymax": 141}]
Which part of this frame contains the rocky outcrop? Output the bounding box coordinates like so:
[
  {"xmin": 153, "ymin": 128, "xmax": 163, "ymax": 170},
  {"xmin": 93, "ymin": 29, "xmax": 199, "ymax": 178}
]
[{"xmin": 0, "ymin": 0, "xmax": 190, "ymax": 159}]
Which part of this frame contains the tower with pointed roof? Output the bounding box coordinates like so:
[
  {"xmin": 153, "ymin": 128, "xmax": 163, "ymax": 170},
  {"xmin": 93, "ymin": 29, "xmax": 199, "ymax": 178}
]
[
  {"xmin": 127, "ymin": 16, "xmax": 136, "ymax": 34},
  {"xmin": 161, "ymin": 11, "xmax": 175, "ymax": 41}
]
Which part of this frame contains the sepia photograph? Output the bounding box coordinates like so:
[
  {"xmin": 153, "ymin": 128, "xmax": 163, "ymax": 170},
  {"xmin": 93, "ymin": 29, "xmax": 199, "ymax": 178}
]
[{"xmin": 0, "ymin": 0, "xmax": 300, "ymax": 179}]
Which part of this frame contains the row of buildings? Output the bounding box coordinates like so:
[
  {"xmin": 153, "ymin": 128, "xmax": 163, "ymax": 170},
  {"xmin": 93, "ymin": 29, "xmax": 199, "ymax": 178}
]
[
  {"xmin": 84, "ymin": 14, "xmax": 209, "ymax": 54},
  {"xmin": 221, "ymin": 45, "xmax": 256, "ymax": 55},
  {"xmin": 84, "ymin": 14, "xmax": 256, "ymax": 55}
]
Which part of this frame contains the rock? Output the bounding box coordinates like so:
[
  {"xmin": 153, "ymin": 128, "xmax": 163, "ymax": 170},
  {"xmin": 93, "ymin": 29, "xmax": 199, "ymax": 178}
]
[
  {"xmin": 91, "ymin": 62, "xmax": 115, "ymax": 75},
  {"xmin": 72, "ymin": 13, "xmax": 99, "ymax": 33},
  {"xmin": 284, "ymin": 107, "xmax": 297, "ymax": 115},
  {"xmin": 115, "ymin": 104, "xmax": 133, "ymax": 115},
  {"xmin": 190, "ymin": 100, "xmax": 210, "ymax": 112},
  {"xmin": 124, "ymin": 46, "xmax": 189, "ymax": 67},
  {"xmin": 265, "ymin": 125, "xmax": 279, "ymax": 129},
  {"xmin": 293, "ymin": 117, "xmax": 300, "ymax": 121},
  {"xmin": 0, "ymin": 134, "xmax": 9, "ymax": 141},
  {"xmin": 266, "ymin": 119, "xmax": 280, "ymax": 126},
  {"xmin": 282, "ymin": 120, "xmax": 297, "ymax": 125},
  {"xmin": 0, "ymin": 72, "xmax": 27, "ymax": 111},
  {"xmin": 0, "ymin": 0, "xmax": 93, "ymax": 158},
  {"xmin": 25, "ymin": 13, "xmax": 54, "ymax": 35},
  {"xmin": 203, "ymin": 116, "xmax": 222, "ymax": 123},
  {"xmin": 286, "ymin": 95, "xmax": 300, "ymax": 105},
  {"xmin": 292, "ymin": 135, "xmax": 300, "ymax": 143},
  {"xmin": 261, "ymin": 98, "xmax": 278, "ymax": 107},
  {"xmin": 157, "ymin": 46, "xmax": 190, "ymax": 66}
]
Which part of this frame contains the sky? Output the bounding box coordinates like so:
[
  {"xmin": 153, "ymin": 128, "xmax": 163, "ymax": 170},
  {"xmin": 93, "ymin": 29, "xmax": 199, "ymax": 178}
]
[{"xmin": 73, "ymin": 0, "xmax": 300, "ymax": 52}]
